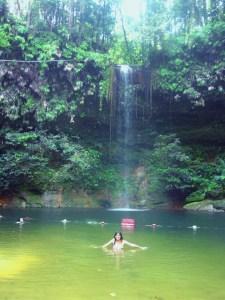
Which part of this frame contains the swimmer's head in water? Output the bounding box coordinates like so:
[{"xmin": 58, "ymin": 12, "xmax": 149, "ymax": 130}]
[{"xmin": 114, "ymin": 232, "xmax": 123, "ymax": 241}]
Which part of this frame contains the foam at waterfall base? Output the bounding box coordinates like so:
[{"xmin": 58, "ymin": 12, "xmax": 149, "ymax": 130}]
[{"xmin": 107, "ymin": 208, "xmax": 149, "ymax": 211}]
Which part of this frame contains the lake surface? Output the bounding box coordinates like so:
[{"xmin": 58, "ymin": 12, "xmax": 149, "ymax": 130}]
[{"xmin": 0, "ymin": 208, "xmax": 225, "ymax": 300}]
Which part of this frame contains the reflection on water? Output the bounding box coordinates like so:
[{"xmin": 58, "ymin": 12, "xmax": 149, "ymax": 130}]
[
  {"xmin": 0, "ymin": 253, "xmax": 38, "ymax": 279},
  {"xmin": 0, "ymin": 208, "xmax": 225, "ymax": 300}
]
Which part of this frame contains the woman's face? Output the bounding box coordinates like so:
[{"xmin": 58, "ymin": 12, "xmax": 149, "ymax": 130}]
[{"xmin": 115, "ymin": 233, "xmax": 122, "ymax": 241}]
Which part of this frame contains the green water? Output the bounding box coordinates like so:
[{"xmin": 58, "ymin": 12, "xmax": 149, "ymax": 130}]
[{"xmin": 0, "ymin": 208, "xmax": 225, "ymax": 300}]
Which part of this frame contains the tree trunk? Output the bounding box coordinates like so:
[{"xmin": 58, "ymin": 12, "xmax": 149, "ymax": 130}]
[
  {"xmin": 15, "ymin": 0, "xmax": 21, "ymax": 17},
  {"xmin": 209, "ymin": 0, "xmax": 217, "ymax": 20},
  {"xmin": 68, "ymin": 0, "xmax": 75, "ymax": 32},
  {"xmin": 26, "ymin": 0, "xmax": 32, "ymax": 28},
  {"xmin": 119, "ymin": 9, "xmax": 132, "ymax": 62},
  {"xmin": 202, "ymin": 0, "xmax": 208, "ymax": 25}
]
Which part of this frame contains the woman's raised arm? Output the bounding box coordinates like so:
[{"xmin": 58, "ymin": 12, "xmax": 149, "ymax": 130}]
[
  {"xmin": 123, "ymin": 240, "xmax": 147, "ymax": 250},
  {"xmin": 102, "ymin": 239, "xmax": 114, "ymax": 248}
]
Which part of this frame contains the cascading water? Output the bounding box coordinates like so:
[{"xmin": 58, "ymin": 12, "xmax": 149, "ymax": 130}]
[
  {"xmin": 109, "ymin": 64, "xmax": 152, "ymax": 210},
  {"xmin": 116, "ymin": 65, "xmax": 134, "ymax": 208}
]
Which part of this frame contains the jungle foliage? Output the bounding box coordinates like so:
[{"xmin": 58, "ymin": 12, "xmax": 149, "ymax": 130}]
[{"xmin": 1, "ymin": 0, "xmax": 225, "ymax": 206}]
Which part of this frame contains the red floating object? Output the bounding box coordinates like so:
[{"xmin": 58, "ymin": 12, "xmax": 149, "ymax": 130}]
[{"xmin": 121, "ymin": 218, "xmax": 136, "ymax": 227}]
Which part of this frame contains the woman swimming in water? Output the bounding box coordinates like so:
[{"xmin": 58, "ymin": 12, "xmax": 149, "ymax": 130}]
[{"xmin": 102, "ymin": 232, "xmax": 147, "ymax": 251}]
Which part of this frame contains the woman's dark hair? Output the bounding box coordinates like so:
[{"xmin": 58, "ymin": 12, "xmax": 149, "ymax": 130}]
[{"xmin": 113, "ymin": 232, "xmax": 123, "ymax": 242}]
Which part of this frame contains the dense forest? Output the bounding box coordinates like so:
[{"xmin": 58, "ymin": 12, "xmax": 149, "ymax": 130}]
[{"xmin": 1, "ymin": 0, "xmax": 225, "ymax": 209}]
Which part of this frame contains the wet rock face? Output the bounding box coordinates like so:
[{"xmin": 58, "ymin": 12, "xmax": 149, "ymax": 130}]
[
  {"xmin": 0, "ymin": 195, "xmax": 13, "ymax": 208},
  {"xmin": 0, "ymin": 63, "xmax": 42, "ymax": 96},
  {"xmin": 184, "ymin": 200, "xmax": 225, "ymax": 212},
  {"xmin": 0, "ymin": 63, "xmax": 43, "ymax": 124},
  {"xmin": 0, "ymin": 64, "xmax": 8, "ymax": 79},
  {"xmin": 0, "ymin": 59, "xmax": 103, "ymax": 125}
]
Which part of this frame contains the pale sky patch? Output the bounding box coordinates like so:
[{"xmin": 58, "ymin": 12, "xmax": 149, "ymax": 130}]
[{"xmin": 121, "ymin": 0, "xmax": 146, "ymax": 21}]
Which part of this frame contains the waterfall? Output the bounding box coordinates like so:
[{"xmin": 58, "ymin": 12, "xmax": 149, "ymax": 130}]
[
  {"xmin": 117, "ymin": 65, "xmax": 134, "ymax": 208},
  {"xmin": 109, "ymin": 64, "xmax": 152, "ymax": 209}
]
